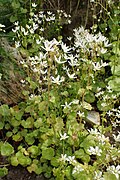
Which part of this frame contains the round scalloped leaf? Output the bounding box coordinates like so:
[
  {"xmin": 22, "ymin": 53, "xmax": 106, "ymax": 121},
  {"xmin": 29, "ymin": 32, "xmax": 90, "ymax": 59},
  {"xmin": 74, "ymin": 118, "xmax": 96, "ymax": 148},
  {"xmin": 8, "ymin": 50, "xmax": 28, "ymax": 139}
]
[
  {"xmin": 27, "ymin": 145, "xmax": 40, "ymax": 157},
  {"xmin": 11, "ymin": 156, "xmax": 19, "ymax": 166},
  {"xmin": 0, "ymin": 167, "xmax": 8, "ymax": 177},
  {"xmin": 0, "ymin": 105, "xmax": 10, "ymax": 116},
  {"xmin": 0, "ymin": 121, "xmax": 4, "ymax": 129},
  {"xmin": 1, "ymin": 142, "xmax": 14, "ymax": 156},
  {"xmin": 25, "ymin": 134, "xmax": 35, "ymax": 145},
  {"xmin": 42, "ymin": 148, "xmax": 55, "ymax": 160}
]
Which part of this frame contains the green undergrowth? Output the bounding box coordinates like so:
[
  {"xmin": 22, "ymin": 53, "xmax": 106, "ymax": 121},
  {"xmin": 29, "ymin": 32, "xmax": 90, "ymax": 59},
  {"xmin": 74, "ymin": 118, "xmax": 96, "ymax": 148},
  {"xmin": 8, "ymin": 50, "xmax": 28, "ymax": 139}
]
[{"xmin": 0, "ymin": 0, "xmax": 120, "ymax": 179}]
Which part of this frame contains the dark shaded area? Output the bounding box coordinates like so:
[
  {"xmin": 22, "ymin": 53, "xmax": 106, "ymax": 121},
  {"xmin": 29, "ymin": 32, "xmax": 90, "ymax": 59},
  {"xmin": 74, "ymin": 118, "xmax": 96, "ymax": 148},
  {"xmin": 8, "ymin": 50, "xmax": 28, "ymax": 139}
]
[{"xmin": 0, "ymin": 165, "xmax": 46, "ymax": 180}]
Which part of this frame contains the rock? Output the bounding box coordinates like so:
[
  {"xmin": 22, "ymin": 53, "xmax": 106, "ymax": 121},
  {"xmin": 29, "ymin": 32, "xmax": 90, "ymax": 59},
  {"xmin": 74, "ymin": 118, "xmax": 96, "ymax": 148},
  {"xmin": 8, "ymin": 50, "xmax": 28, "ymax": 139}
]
[
  {"xmin": 86, "ymin": 111, "xmax": 100, "ymax": 125},
  {"xmin": 0, "ymin": 38, "xmax": 26, "ymax": 105}
]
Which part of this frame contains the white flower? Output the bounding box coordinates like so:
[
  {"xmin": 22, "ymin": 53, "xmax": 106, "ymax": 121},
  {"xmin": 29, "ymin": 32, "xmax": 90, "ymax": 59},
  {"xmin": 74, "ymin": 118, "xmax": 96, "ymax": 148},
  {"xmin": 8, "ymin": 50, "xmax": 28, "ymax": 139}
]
[
  {"xmin": 88, "ymin": 146, "xmax": 102, "ymax": 156},
  {"xmin": 54, "ymin": 55, "xmax": 66, "ymax": 64},
  {"xmin": 60, "ymin": 133, "xmax": 69, "ymax": 141},
  {"xmin": 113, "ymin": 132, "xmax": 120, "ymax": 142},
  {"xmin": 92, "ymin": 60, "xmax": 108, "ymax": 71},
  {"xmin": 72, "ymin": 165, "xmax": 84, "ymax": 174},
  {"xmin": 101, "ymin": 102, "xmax": 107, "ymax": 107},
  {"xmin": 36, "ymin": 39, "xmax": 41, "ymax": 44},
  {"xmin": 0, "ymin": 23, "xmax": 5, "ymax": 31},
  {"xmin": 61, "ymin": 102, "xmax": 71, "ymax": 109},
  {"xmin": 100, "ymin": 47, "xmax": 107, "ymax": 54},
  {"xmin": 98, "ymin": 134, "xmax": 109, "ymax": 145},
  {"xmin": 66, "ymin": 156, "xmax": 77, "ymax": 164},
  {"xmin": 20, "ymin": 26, "xmax": 28, "ymax": 35},
  {"xmin": 59, "ymin": 154, "xmax": 68, "ymax": 163},
  {"xmin": 14, "ymin": 21, "xmax": 19, "ymax": 26},
  {"xmin": 47, "ymin": 11, "xmax": 53, "ymax": 15},
  {"xmin": 68, "ymin": 19, "xmax": 71, "ymax": 24},
  {"xmin": 61, "ymin": 42, "xmax": 72, "ymax": 53},
  {"xmin": 33, "ymin": 23, "xmax": 39, "ymax": 31},
  {"xmin": 67, "ymin": 69, "xmax": 77, "ymax": 79},
  {"xmin": 15, "ymin": 41, "xmax": 21, "ymax": 48},
  {"xmin": 40, "ymin": 69, "xmax": 47, "ymax": 75},
  {"xmin": 94, "ymin": 171, "xmax": 104, "ymax": 180},
  {"xmin": 12, "ymin": 26, "xmax": 20, "ymax": 33},
  {"xmin": 51, "ymin": 75, "xmax": 64, "ymax": 85},
  {"xmin": 88, "ymin": 128, "xmax": 100, "ymax": 135},
  {"xmin": 20, "ymin": 79, "xmax": 25, "ymax": 84},
  {"xmin": 68, "ymin": 55, "xmax": 79, "ymax": 66},
  {"xmin": 40, "ymin": 27, "xmax": 44, "ymax": 32},
  {"xmin": 107, "ymin": 165, "xmax": 120, "ymax": 179},
  {"xmin": 30, "ymin": 28, "xmax": 34, "ymax": 34},
  {"xmin": 71, "ymin": 99, "xmax": 79, "ymax": 105},
  {"xmin": 67, "ymin": 37, "xmax": 72, "ymax": 41},
  {"xmin": 26, "ymin": 24, "xmax": 30, "ymax": 29},
  {"xmin": 0, "ymin": 23, "xmax": 5, "ymax": 28},
  {"xmin": 107, "ymin": 110, "xmax": 113, "ymax": 116},
  {"xmin": 42, "ymin": 39, "xmax": 59, "ymax": 52},
  {"xmin": 77, "ymin": 111, "xmax": 85, "ymax": 118},
  {"xmin": 32, "ymin": 3, "xmax": 37, "ymax": 7}
]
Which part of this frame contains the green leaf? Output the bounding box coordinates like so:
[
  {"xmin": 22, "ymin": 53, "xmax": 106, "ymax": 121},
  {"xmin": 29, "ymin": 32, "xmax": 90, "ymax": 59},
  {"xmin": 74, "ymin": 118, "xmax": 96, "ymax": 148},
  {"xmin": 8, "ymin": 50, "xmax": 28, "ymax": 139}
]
[
  {"xmin": 20, "ymin": 7, "xmax": 27, "ymax": 14},
  {"xmin": 34, "ymin": 118, "xmax": 43, "ymax": 128},
  {"xmin": 38, "ymin": 101, "xmax": 47, "ymax": 111},
  {"xmin": 10, "ymin": 15, "xmax": 18, "ymax": 23},
  {"xmin": 0, "ymin": 105, "xmax": 10, "ymax": 116},
  {"xmin": 51, "ymin": 157, "xmax": 59, "ymax": 167},
  {"xmin": 16, "ymin": 151, "xmax": 31, "ymax": 166},
  {"xmin": 27, "ymin": 145, "xmax": 40, "ymax": 157},
  {"xmin": 14, "ymin": 110, "xmax": 24, "ymax": 120},
  {"xmin": 11, "ymin": 156, "xmax": 19, "ymax": 166},
  {"xmin": 84, "ymin": 92, "xmax": 95, "ymax": 103},
  {"xmin": 25, "ymin": 105, "xmax": 34, "ymax": 113},
  {"xmin": 27, "ymin": 163, "xmax": 43, "ymax": 174},
  {"xmin": 5, "ymin": 123, "xmax": 11, "ymax": 130},
  {"xmin": 108, "ymin": 77, "xmax": 120, "ymax": 92},
  {"xmin": 0, "ymin": 121, "xmax": 4, "ymax": 129},
  {"xmin": 75, "ymin": 149, "xmax": 85, "ymax": 159},
  {"xmin": 0, "ymin": 167, "xmax": 8, "ymax": 177},
  {"xmin": 97, "ymin": 100, "xmax": 113, "ymax": 111},
  {"xmin": 54, "ymin": 117, "xmax": 64, "ymax": 132},
  {"xmin": 1, "ymin": 142, "xmax": 14, "ymax": 156},
  {"xmin": 22, "ymin": 38, "xmax": 28, "ymax": 48},
  {"xmin": 6, "ymin": 131, "xmax": 13, "ymax": 137},
  {"xmin": 103, "ymin": 172, "xmax": 117, "ymax": 180},
  {"xmin": 42, "ymin": 148, "xmax": 55, "ymax": 160},
  {"xmin": 11, "ymin": 1, "xmax": 20, "ymax": 9},
  {"xmin": 80, "ymin": 136, "xmax": 95, "ymax": 152},
  {"xmin": 25, "ymin": 134, "xmax": 35, "ymax": 145},
  {"xmin": 112, "ymin": 41, "xmax": 120, "ymax": 56},
  {"xmin": 65, "ymin": 166, "xmax": 73, "ymax": 180},
  {"xmin": 12, "ymin": 133, "xmax": 22, "ymax": 141},
  {"xmin": 81, "ymin": 154, "xmax": 90, "ymax": 163},
  {"xmin": 21, "ymin": 117, "xmax": 34, "ymax": 128},
  {"xmin": 11, "ymin": 118, "xmax": 21, "ymax": 127}
]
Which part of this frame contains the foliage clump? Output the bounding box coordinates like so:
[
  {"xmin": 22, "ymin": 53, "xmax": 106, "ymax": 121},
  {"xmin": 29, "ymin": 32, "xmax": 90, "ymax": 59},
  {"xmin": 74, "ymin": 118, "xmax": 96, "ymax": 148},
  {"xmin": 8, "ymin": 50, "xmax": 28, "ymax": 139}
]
[{"xmin": 0, "ymin": 0, "xmax": 120, "ymax": 179}]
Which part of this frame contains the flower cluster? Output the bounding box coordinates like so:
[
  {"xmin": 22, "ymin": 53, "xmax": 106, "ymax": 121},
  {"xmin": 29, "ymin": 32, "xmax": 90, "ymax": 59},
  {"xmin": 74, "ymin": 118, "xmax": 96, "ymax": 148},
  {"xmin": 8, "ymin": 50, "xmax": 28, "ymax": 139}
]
[
  {"xmin": 107, "ymin": 165, "xmax": 120, "ymax": 179},
  {"xmin": 88, "ymin": 146, "xmax": 102, "ymax": 156},
  {"xmin": 73, "ymin": 26, "xmax": 110, "ymax": 56},
  {"xmin": 59, "ymin": 154, "xmax": 84, "ymax": 175},
  {"xmin": 88, "ymin": 128, "xmax": 109, "ymax": 145}
]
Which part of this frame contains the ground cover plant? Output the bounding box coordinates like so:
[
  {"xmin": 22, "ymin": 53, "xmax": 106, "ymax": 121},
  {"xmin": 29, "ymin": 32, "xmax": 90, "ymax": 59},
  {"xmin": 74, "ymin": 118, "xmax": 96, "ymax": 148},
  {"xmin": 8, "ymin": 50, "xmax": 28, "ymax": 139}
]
[{"xmin": 0, "ymin": 0, "xmax": 120, "ymax": 179}]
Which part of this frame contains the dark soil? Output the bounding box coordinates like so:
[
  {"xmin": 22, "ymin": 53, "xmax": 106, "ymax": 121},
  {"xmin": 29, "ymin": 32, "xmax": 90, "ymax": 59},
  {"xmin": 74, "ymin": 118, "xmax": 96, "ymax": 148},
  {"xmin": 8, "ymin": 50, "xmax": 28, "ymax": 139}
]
[{"xmin": 0, "ymin": 166, "xmax": 46, "ymax": 180}]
